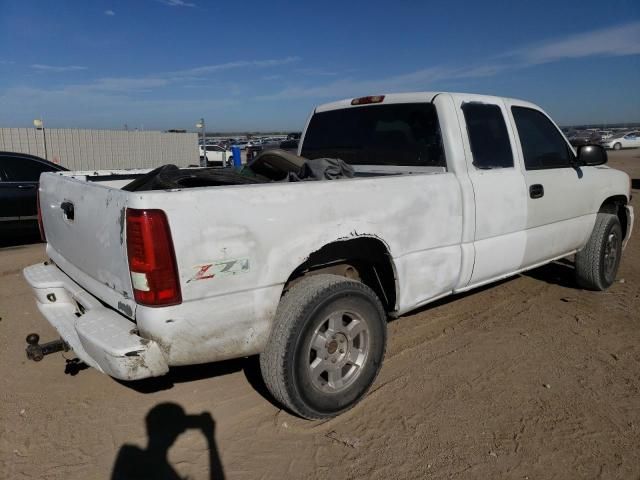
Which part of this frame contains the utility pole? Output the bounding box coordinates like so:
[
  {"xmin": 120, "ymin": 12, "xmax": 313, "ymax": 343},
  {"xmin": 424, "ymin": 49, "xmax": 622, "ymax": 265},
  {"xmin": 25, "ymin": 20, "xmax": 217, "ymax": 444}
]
[
  {"xmin": 196, "ymin": 118, "xmax": 206, "ymax": 167},
  {"xmin": 33, "ymin": 118, "xmax": 48, "ymax": 160}
]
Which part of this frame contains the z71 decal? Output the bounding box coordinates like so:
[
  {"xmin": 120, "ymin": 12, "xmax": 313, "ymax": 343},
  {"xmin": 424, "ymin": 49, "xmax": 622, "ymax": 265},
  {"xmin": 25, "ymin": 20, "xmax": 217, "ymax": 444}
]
[{"xmin": 187, "ymin": 258, "xmax": 250, "ymax": 283}]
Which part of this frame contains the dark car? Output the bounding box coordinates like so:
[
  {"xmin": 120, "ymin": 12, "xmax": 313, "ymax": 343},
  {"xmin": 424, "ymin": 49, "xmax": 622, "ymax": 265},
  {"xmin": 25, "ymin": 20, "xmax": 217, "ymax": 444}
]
[
  {"xmin": 0, "ymin": 152, "xmax": 67, "ymax": 232},
  {"xmin": 279, "ymin": 139, "xmax": 299, "ymax": 151}
]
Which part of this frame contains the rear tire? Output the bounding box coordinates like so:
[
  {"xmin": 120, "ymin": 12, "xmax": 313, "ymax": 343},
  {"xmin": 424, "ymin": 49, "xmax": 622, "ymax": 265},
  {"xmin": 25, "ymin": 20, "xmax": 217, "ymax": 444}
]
[
  {"xmin": 575, "ymin": 213, "xmax": 622, "ymax": 290},
  {"xmin": 260, "ymin": 274, "xmax": 387, "ymax": 419}
]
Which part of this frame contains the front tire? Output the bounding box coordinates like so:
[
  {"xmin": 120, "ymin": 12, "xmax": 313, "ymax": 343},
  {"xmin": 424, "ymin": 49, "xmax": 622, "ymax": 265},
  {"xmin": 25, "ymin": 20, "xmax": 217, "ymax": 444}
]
[
  {"xmin": 613, "ymin": 142, "xmax": 622, "ymax": 150},
  {"xmin": 260, "ymin": 274, "xmax": 387, "ymax": 419},
  {"xmin": 575, "ymin": 213, "xmax": 622, "ymax": 290}
]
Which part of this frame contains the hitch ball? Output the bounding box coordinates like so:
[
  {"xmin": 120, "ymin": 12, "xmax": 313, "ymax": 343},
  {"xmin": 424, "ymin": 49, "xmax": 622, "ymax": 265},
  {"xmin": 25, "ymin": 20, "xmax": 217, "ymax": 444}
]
[
  {"xmin": 25, "ymin": 333, "xmax": 69, "ymax": 362},
  {"xmin": 26, "ymin": 334, "xmax": 44, "ymax": 361}
]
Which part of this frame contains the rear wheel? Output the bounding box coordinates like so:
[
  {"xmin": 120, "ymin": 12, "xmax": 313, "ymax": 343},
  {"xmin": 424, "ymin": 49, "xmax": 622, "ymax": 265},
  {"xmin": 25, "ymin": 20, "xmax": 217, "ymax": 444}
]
[
  {"xmin": 260, "ymin": 274, "xmax": 387, "ymax": 419},
  {"xmin": 575, "ymin": 213, "xmax": 622, "ymax": 290}
]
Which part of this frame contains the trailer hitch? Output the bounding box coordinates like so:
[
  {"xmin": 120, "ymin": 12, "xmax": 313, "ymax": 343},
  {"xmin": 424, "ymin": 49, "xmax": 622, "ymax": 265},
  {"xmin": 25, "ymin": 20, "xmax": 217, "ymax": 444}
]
[{"xmin": 25, "ymin": 333, "xmax": 69, "ymax": 362}]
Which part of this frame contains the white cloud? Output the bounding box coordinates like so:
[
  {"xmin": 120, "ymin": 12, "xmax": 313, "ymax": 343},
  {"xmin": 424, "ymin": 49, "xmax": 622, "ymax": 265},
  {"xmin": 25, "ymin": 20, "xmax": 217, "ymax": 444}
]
[
  {"xmin": 69, "ymin": 77, "xmax": 170, "ymax": 92},
  {"xmin": 158, "ymin": 0, "xmax": 196, "ymax": 7},
  {"xmin": 31, "ymin": 64, "xmax": 88, "ymax": 72},
  {"xmin": 257, "ymin": 64, "xmax": 511, "ymax": 101},
  {"xmin": 34, "ymin": 56, "xmax": 301, "ymax": 95},
  {"xmin": 296, "ymin": 68, "xmax": 340, "ymax": 77},
  {"xmin": 172, "ymin": 56, "xmax": 300, "ymax": 77},
  {"xmin": 0, "ymin": 85, "xmax": 239, "ymax": 128},
  {"xmin": 258, "ymin": 22, "xmax": 640, "ymax": 102},
  {"xmin": 8, "ymin": 22, "xmax": 639, "ymax": 127},
  {"xmin": 508, "ymin": 21, "xmax": 640, "ymax": 65},
  {"xmin": 104, "ymin": 10, "xmax": 115, "ymax": 16}
]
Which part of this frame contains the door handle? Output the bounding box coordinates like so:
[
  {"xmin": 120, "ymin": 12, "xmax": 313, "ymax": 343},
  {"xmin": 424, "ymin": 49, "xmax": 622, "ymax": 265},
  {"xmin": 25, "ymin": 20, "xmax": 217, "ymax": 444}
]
[
  {"xmin": 17, "ymin": 184, "xmax": 36, "ymax": 190},
  {"xmin": 529, "ymin": 184, "xmax": 544, "ymax": 199}
]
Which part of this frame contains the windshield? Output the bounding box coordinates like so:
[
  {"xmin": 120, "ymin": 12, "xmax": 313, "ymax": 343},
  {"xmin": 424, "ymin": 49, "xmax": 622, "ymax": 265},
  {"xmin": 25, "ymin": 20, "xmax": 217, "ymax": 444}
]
[{"xmin": 301, "ymin": 103, "xmax": 446, "ymax": 167}]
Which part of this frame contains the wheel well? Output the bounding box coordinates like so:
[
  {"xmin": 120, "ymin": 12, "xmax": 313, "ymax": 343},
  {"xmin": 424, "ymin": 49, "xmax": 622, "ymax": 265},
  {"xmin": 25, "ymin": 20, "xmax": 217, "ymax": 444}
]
[
  {"xmin": 285, "ymin": 237, "xmax": 397, "ymax": 312},
  {"xmin": 599, "ymin": 196, "xmax": 628, "ymax": 239}
]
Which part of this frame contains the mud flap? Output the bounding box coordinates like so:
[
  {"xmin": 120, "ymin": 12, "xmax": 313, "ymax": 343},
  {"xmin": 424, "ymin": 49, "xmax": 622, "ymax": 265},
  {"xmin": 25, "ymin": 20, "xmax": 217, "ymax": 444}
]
[{"xmin": 622, "ymin": 205, "xmax": 634, "ymax": 249}]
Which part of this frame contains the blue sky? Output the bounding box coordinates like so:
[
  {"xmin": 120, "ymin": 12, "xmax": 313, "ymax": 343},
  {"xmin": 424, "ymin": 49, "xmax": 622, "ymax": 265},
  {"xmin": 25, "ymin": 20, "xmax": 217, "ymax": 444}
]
[{"xmin": 0, "ymin": 0, "xmax": 639, "ymax": 131}]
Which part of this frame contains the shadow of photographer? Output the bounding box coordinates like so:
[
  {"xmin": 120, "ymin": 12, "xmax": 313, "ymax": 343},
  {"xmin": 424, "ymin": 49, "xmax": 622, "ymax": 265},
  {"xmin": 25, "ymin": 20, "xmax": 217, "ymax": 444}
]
[{"xmin": 112, "ymin": 402, "xmax": 225, "ymax": 480}]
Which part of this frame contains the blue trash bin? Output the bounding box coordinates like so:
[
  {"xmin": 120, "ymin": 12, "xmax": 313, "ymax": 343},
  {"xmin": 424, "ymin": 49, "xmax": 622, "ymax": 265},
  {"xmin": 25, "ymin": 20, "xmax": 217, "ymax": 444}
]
[{"xmin": 231, "ymin": 146, "xmax": 242, "ymax": 168}]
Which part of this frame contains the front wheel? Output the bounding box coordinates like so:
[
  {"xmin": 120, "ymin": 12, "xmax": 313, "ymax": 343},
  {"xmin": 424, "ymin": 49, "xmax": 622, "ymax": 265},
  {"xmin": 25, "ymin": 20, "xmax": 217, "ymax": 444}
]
[
  {"xmin": 575, "ymin": 213, "xmax": 623, "ymax": 290},
  {"xmin": 613, "ymin": 142, "xmax": 622, "ymax": 150},
  {"xmin": 260, "ymin": 274, "xmax": 387, "ymax": 419}
]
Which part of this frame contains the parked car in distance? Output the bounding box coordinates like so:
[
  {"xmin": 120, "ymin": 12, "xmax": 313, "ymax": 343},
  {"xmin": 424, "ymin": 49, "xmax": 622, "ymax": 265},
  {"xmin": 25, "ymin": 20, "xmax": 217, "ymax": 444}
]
[
  {"xmin": 0, "ymin": 152, "xmax": 67, "ymax": 232},
  {"xmin": 568, "ymin": 130, "xmax": 602, "ymax": 147},
  {"xmin": 601, "ymin": 131, "xmax": 640, "ymax": 150},
  {"xmin": 598, "ymin": 130, "xmax": 614, "ymax": 141},
  {"xmin": 199, "ymin": 145, "xmax": 233, "ymax": 166}
]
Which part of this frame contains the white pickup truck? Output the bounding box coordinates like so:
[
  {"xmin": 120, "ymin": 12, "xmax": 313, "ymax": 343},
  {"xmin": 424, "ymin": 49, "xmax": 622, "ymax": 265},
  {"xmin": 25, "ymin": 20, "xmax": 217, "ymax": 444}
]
[{"xmin": 24, "ymin": 92, "xmax": 633, "ymax": 419}]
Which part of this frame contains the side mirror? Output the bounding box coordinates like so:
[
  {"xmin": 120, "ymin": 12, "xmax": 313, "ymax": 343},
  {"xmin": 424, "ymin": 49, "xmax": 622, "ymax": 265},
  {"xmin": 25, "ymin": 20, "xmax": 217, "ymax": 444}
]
[{"xmin": 577, "ymin": 144, "xmax": 607, "ymax": 166}]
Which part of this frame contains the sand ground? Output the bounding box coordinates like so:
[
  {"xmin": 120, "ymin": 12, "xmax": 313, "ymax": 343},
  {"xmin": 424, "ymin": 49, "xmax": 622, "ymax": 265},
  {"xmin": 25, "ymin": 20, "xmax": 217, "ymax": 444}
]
[{"xmin": 1, "ymin": 149, "xmax": 639, "ymax": 480}]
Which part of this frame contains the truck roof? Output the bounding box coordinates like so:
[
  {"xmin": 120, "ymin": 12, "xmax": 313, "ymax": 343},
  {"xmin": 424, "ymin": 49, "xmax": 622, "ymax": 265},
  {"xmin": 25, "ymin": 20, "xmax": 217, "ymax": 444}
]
[{"xmin": 314, "ymin": 91, "xmax": 536, "ymax": 113}]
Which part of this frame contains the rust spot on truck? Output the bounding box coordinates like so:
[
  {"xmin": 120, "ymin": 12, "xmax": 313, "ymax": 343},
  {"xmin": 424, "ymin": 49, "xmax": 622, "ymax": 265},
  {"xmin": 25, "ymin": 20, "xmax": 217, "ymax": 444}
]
[
  {"xmin": 125, "ymin": 354, "xmax": 149, "ymax": 378},
  {"xmin": 118, "ymin": 207, "xmax": 126, "ymax": 245},
  {"xmin": 117, "ymin": 301, "xmax": 133, "ymax": 317}
]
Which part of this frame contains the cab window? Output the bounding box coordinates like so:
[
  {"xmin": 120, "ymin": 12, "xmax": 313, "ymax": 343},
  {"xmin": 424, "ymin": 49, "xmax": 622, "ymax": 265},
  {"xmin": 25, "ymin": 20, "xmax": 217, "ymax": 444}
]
[
  {"xmin": 511, "ymin": 107, "xmax": 573, "ymax": 170},
  {"xmin": 1, "ymin": 156, "xmax": 56, "ymax": 182},
  {"xmin": 461, "ymin": 103, "xmax": 514, "ymax": 169}
]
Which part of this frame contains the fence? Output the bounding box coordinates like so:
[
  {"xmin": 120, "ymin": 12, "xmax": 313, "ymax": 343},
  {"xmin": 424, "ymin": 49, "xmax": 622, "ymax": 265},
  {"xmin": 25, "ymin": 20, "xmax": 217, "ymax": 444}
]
[{"xmin": 0, "ymin": 128, "xmax": 199, "ymax": 170}]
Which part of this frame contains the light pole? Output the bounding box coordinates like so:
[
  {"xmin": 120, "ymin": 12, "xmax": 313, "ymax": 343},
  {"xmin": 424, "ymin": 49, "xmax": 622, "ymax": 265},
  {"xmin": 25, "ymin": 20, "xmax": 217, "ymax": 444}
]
[
  {"xmin": 33, "ymin": 118, "xmax": 48, "ymax": 160},
  {"xmin": 195, "ymin": 118, "xmax": 206, "ymax": 167}
]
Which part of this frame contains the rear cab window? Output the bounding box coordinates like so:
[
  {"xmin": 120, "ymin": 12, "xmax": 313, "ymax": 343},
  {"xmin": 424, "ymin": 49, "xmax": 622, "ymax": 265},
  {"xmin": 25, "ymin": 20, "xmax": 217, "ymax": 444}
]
[{"xmin": 301, "ymin": 103, "xmax": 446, "ymax": 169}]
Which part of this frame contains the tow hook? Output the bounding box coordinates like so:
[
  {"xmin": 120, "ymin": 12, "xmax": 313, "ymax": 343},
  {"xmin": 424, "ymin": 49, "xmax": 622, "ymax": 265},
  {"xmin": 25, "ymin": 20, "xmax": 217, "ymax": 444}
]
[{"xmin": 25, "ymin": 333, "xmax": 69, "ymax": 362}]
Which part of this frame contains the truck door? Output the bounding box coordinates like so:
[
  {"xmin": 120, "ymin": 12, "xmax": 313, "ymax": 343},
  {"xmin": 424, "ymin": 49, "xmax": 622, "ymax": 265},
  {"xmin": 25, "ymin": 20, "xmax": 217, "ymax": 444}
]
[
  {"xmin": 454, "ymin": 97, "xmax": 528, "ymax": 287},
  {"xmin": 507, "ymin": 104, "xmax": 596, "ymax": 266}
]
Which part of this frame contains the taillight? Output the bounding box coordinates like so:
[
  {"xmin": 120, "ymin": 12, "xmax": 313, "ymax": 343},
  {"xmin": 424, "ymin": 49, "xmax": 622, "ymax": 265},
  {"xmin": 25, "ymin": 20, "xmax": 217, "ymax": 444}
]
[
  {"xmin": 37, "ymin": 190, "xmax": 46, "ymax": 242},
  {"xmin": 126, "ymin": 209, "xmax": 181, "ymax": 307},
  {"xmin": 351, "ymin": 95, "xmax": 385, "ymax": 105}
]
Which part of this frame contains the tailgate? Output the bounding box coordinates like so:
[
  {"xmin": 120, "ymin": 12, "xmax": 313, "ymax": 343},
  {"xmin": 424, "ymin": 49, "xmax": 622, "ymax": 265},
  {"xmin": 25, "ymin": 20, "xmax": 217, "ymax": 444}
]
[{"xmin": 39, "ymin": 173, "xmax": 136, "ymax": 318}]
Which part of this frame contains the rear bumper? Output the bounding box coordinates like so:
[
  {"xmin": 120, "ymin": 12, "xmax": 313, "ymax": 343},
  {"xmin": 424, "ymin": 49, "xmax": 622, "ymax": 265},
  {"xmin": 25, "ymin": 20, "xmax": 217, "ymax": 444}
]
[{"xmin": 23, "ymin": 263, "xmax": 169, "ymax": 380}]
